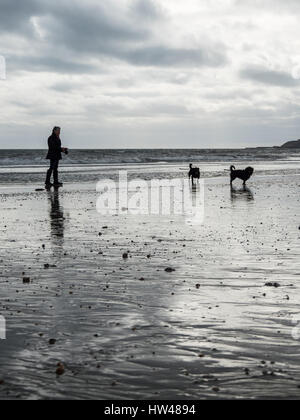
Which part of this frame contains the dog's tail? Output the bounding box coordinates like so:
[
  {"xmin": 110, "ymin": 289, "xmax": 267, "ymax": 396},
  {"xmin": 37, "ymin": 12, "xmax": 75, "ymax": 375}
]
[{"xmin": 230, "ymin": 165, "xmax": 236, "ymax": 172}]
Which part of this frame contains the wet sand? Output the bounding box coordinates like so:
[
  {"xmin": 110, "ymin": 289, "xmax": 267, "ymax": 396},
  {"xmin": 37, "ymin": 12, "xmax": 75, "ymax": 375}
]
[{"xmin": 0, "ymin": 172, "xmax": 299, "ymax": 400}]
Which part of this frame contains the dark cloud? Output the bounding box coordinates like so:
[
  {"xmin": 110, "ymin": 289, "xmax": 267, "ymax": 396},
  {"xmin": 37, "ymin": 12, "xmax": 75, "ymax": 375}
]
[
  {"xmin": 42, "ymin": 3, "xmax": 150, "ymax": 53},
  {"xmin": 41, "ymin": 5, "xmax": 225, "ymax": 68},
  {"xmin": 131, "ymin": 0, "xmax": 165, "ymax": 21},
  {"xmin": 122, "ymin": 45, "xmax": 226, "ymax": 68},
  {"xmin": 0, "ymin": 0, "xmax": 41, "ymax": 33},
  {"xmin": 0, "ymin": 0, "xmax": 227, "ymax": 73},
  {"xmin": 7, "ymin": 54, "xmax": 100, "ymax": 74},
  {"xmin": 1, "ymin": 0, "xmax": 300, "ymax": 149},
  {"xmin": 240, "ymin": 67, "xmax": 299, "ymax": 87},
  {"xmin": 50, "ymin": 81, "xmax": 84, "ymax": 92}
]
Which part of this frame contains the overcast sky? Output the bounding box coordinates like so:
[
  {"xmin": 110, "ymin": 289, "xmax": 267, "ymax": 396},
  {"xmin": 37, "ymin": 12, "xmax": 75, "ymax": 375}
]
[{"xmin": 1, "ymin": 0, "xmax": 300, "ymax": 149}]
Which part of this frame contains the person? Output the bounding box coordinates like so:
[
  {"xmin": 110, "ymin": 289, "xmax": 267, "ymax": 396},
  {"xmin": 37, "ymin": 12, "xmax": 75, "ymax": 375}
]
[{"xmin": 45, "ymin": 127, "xmax": 68, "ymax": 188}]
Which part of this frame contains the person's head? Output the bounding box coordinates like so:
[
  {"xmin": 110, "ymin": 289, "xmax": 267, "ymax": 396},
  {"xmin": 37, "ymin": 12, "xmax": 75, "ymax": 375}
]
[{"xmin": 52, "ymin": 126, "xmax": 61, "ymax": 136}]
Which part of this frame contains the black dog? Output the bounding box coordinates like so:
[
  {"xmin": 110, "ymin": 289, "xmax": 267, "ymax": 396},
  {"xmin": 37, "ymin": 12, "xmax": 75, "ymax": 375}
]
[
  {"xmin": 230, "ymin": 165, "xmax": 254, "ymax": 185},
  {"xmin": 189, "ymin": 164, "xmax": 200, "ymax": 184}
]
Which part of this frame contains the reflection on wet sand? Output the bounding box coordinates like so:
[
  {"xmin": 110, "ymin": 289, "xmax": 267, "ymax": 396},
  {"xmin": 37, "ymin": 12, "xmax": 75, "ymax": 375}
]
[
  {"xmin": 185, "ymin": 183, "xmax": 204, "ymax": 226},
  {"xmin": 1, "ymin": 173, "xmax": 300, "ymax": 400},
  {"xmin": 48, "ymin": 189, "xmax": 64, "ymax": 246},
  {"xmin": 230, "ymin": 185, "xmax": 254, "ymax": 202},
  {"xmin": 190, "ymin": 183, "xmax": 199, "ymax": 206}
]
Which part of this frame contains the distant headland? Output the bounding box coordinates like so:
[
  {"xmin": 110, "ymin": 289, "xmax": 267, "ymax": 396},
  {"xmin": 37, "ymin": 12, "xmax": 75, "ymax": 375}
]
[{"xmin": 280, "ymin": 139, "xmax": 300, "ymax": 148}]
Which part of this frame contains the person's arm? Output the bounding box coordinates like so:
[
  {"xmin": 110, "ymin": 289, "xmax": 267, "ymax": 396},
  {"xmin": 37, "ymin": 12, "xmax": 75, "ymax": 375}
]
[{"xmin": 58, "ymin": 139, "xmax": 68, "ymax": 154}]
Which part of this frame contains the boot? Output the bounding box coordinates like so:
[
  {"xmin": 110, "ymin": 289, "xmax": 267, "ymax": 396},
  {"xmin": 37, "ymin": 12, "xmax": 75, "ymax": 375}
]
[{"xmin": 53, "ymin": 169, "xmax": 62, "ymax": 187}]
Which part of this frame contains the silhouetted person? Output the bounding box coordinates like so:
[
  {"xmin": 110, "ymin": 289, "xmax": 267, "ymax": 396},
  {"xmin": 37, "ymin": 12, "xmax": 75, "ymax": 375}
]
[{"xmin": 45, "ymin": 127, "xmax": 68, "ymax": 188}]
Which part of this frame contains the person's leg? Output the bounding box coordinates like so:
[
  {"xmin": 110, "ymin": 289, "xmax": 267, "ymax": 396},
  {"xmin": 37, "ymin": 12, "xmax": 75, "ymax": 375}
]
[
  {"xmin": 45, "ymin": 160, "xmax": 55, "ymax": 185},
  {"xmin": 53, "ymin": 161, "xmax": 63, "ymax": 186},
  {"xmin": 53, "ymin": 160, "xmax": 59, "ymax": 184}
]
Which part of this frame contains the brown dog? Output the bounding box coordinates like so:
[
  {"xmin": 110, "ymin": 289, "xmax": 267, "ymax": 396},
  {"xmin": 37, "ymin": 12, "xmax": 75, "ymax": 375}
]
[{"xmin": 230, "ymin": 165, "xmax": 254, "ymax": 185}]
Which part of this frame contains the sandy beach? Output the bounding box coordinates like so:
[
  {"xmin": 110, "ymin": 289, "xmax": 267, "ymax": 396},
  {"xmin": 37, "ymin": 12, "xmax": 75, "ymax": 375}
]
[{"xmin": 0, "ymin": 165, "xmax": 299, "ymax": 400}]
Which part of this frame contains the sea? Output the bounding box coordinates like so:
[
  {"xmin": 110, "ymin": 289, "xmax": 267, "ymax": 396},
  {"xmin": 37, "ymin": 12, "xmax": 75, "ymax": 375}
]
[{"xmin": 0, "ymin": 148, "xmax": 299, "ymax": 185}]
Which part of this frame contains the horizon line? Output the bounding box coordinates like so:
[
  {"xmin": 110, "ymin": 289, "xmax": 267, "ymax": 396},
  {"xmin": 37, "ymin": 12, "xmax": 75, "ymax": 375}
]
[{"xmin": 0, "ymin": 146, "xmax": 281, "ymax": 151}]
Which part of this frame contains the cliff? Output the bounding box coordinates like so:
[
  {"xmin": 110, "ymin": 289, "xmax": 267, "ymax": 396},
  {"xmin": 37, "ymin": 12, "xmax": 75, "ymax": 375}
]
[{"xmin": 281, "ymin": 139, "xmax": 300, "ymax": 148}]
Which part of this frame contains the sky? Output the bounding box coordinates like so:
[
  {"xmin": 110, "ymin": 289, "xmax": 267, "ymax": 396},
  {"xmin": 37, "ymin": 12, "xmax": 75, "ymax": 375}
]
[{"xmin": 1, "ymin": 0, "xmax": 300, "ymax": 149}]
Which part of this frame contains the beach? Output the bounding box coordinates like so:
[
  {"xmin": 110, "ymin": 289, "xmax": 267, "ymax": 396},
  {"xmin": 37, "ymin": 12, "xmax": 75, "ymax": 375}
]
[{"xmin": 0, "ymin": 154, "xmax": 300, "ymax": 400}]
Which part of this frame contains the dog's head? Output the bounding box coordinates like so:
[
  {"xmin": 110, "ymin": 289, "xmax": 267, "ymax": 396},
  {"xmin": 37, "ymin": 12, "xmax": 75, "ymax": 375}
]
[{"xmin": 245, "ymin": 167, "xmax": 254, "ymax": 176}]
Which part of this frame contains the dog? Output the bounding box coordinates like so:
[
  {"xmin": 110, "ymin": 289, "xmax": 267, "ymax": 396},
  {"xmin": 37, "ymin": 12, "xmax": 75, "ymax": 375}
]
[
  {"xmin": 230, "ymin": 165, "xmax": 254, "ymax": 185},
  {"xmin": 189, "ymin": 164, "xmax": 200, "ymax": 184}
]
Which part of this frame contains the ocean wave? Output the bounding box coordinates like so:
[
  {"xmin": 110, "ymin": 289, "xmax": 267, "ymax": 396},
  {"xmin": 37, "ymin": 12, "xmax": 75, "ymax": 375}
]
[{"xmin": 0, "ymin": 148, "xmax": 299, "ymax": 168}]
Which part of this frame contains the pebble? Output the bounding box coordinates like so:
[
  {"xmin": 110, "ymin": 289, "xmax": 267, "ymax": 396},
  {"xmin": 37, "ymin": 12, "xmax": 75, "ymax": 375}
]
[
  {"xmin": 165, "ymin": 267, "xmax": 176, "ymax": 273},
  {"xmin": 265, "ymin": 282, "xmax": 280, "ymax": 288},
  {"xmin": 56, "ymin": 363, "xmax": 65, "ymax": 376}
]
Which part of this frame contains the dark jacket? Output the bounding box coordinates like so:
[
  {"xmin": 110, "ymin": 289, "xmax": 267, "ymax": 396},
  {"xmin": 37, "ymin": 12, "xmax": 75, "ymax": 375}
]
[{"xmin": 46, "ymin": 134, "xmax": 62, "ymax": 160}]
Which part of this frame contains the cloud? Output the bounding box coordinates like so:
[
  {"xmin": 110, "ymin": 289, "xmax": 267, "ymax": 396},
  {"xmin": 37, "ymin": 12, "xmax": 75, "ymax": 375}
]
[
  {"xmin": 1, "ymin": 0, "xmax": 300, "ymax": 148},
  {"xmin": 41, "ymin": 3, "xmax": 150, "ymax": 53},
  {"xmin": 235, "ymin": 0, "xmax": 300, "ymax": 13},
  {"xmin": 131, "ymin": 0, "xmax": 165, "ymax": 21},
  {"xmin": 240, "ymin": 66, "xmax": 299, "ymax": 87},
  {"xmin": 7, "ymin": 54, "xmax": 100, "ymax": 74},
  {"xmin": 0, "ymin": 0, "xmax": 42, "ymax": 34},
  {"xmin": 123, "ymin": 45, "xmax": 226, "ymax": 68},
  {"xmin": 0, "ymin": 0, "xmax": 227, "ymax": 73},
  {"xmin": 33, "ymin": 2, "xmax": 226, "ymax": 70},
  {"xmin": 50, "ymin": 80, "xmax": 85, "ymax": 92}
]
